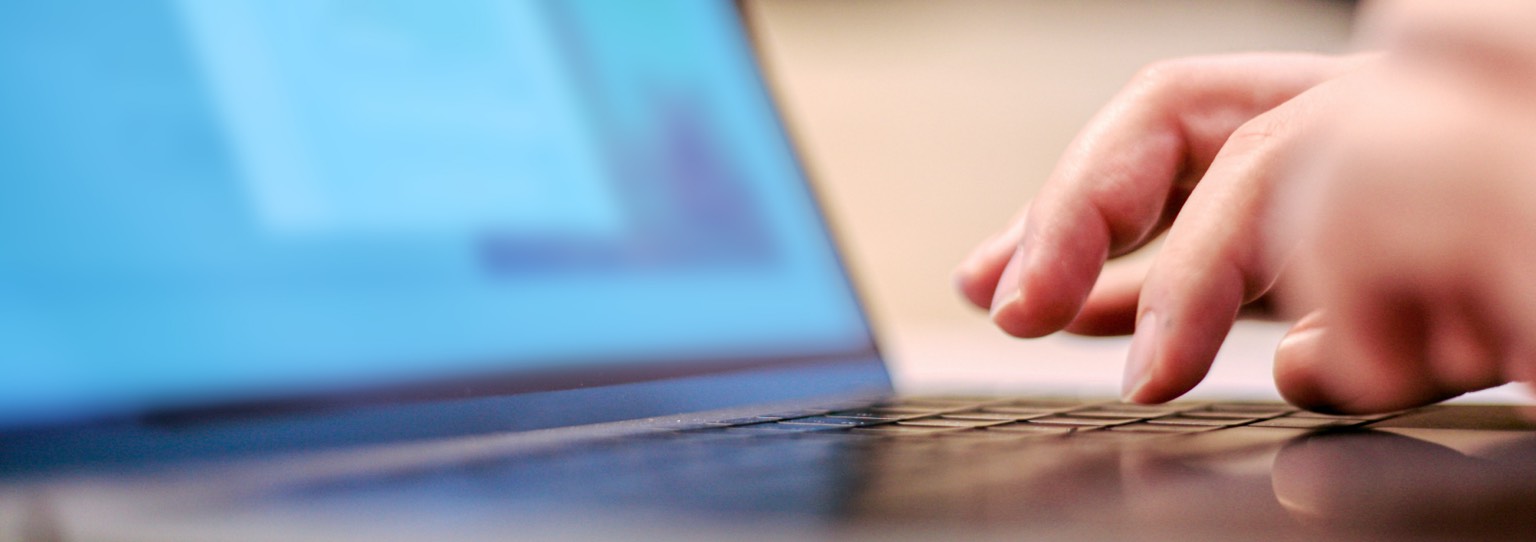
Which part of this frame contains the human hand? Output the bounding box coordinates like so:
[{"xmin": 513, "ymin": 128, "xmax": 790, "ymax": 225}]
[
  {"xmin": 1269, "ymin": 0, "xmax": 1536, "ymax": 413},
  {"xmin": 953, "ymin": 52, "xmax": 1369, "ymax": 403}
]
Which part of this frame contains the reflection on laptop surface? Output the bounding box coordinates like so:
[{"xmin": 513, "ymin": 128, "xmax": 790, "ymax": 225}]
[{"xmin": 0, "ymin": 1, "xmax": 1532, "ymax": 540}]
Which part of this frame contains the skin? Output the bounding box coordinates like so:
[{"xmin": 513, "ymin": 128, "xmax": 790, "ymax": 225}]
[{"xmin": 954, "ymin": 0, "xmax": 1536, "ymax": 413}]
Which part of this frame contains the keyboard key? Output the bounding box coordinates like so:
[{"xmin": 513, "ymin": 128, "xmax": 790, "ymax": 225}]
[
  {"xmin": 1250, "ymin": 417, "xmax": 1366, "ymax": 429},
  {"xmin": 935, "ymin": 430, "xmax": 1036, "ymax": 442},
  {"xmin": 1287, "ymin": 410, "xmax": 1401, "ymax": 421},
  {"xmin": 851, "ymin": 425, "xmax": 966, "ymax": 437},
  {"xmin": 1109, "ymin": 423, "xmax": 1212, "ymax": 433},
  {"xmin": 984, "ymin": 423, "xmax": 1074, "ymax": 435},
  {"xmin": 1179, "ymin": 410, "xmax": 1286, "ymax": 420},
  {"xmin": 1070, "ymin": 430, "xmax": 1167, "ymax": 443},
  {"xmin": 939, "ymin": 412, "xmax": 1034, "ymax": 422},
  {"xmin": 896, "ymin": 418, "xmax": 1009, "ymax": 428},
  {"xmin": 1069, "ymin": 403, "xmax": 1186, "ymax": 418},
  {"xmin": 978, "ymin": 406, "xmax": 1062, "ymax": 417},
  {"xmin": 1027, "ymin": 415, "xmax": 1139, "ymax": 427},
  {"xmin": 1066, "ymin": 411, "xmax": 1160, "ymax": 420},
  {"xmin": 1144, "ymin": 416, "xmax": 1252, "ymax": 427},
  {"xmin": 1205, "ymin": 402, "xmax": 1298, "ymax": 414}
]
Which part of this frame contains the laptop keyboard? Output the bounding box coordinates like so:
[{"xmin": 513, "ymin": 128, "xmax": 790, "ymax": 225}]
[
  {"xmin": 727, "ymin": 396, "xmax": 1397, "ymax": 436},
  {"xmin": 282, "ymin": 397, "xmax": 1404, "ymax": 519}
]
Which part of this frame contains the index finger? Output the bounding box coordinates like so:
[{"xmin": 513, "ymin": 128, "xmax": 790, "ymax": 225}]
[{"xmin": 990, "ymin": 53, "xmax": 1365, "ymax": 338}]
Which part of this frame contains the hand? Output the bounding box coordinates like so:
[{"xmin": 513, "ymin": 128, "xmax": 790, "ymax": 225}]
[
  {"xmin": 954, "ymin": 52, "xmax": 1369, "ymax": 403},
  {"xmin": 1270, "ymin": 0, "xmax": 1536, "ymax": 413}
]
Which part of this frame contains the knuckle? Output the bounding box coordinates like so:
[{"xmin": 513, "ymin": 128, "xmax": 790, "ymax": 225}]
[
  {"xmin": 1080, "ymin": 198, "xmax": 1134, "ymax": 249},
  {"xmin": 1127, "ymin": 57, "xmax": 1205, "ymax": 98},
  {"xmin": 1229, "ymin": 259, "xmax": 1269, "ymax": 303},
  {"xmin": 1226, "ymin": 120, "xmax": 1284, "ymax": 152},
  {"xmin": 1131, "ymin": 58, "xmax": 1193, "ymax": 89}
]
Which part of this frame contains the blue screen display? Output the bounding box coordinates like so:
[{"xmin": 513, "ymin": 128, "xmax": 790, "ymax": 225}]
[{"xmin": 0, "ymin": 0, "xmax": 873, "ymax": 428}]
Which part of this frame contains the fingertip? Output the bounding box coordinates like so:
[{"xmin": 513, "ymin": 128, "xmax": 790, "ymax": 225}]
[
  {"xmin": 1274, "ymin": 324, "xmax": 1337, "ymax": 411},
  {"xmin": 991, "ymin": 290, "xmax": 1074, "ymax": 339},
  {"xmin": 1122, "ymin": 282, "xmax": 1242, "ymax": 404},
  {"xmin": 955, "ymin": 244, "xmax": 1012, "ymax": 311},
  {"xmin": 955, "ymin": 215, "xmax": 1034, "ymax": 311},
  {"xmin": 1015, "ymin": 264, "xmax": 1102, "ymax": 338},
  {"xmin": 953, "ymin": 264, "xmax": 997, "ymax": 310},
  {"xmin": 1273, "ymin": 323, "xmax": 1402, "ymax": 415},
  {"xmin": 991, "ymin": 287, "xmax": 1084, "ymax": 339},
  {"xmin": 1276, "ymin": 318, "xmax": 1456, "ymax": 415},
  {"xmin": 1125, "ymin": 361, "xmax": 1208, "ymax": 404},
  {"xmin": 986, "ymin": 240, "xmax": 1095, "ymax": 338},
  {"xmin": 1121, "ymin": 312, "xmax": 1160, "ymax": 403},
  {"xmin": 988, "ymin": 249, "xmax": 1040, "ymax": 338},
  {"xmin": 1120, "ymin": 310, "xmax": 1231, "ymax": 404},
  {"xmin": 989, "ymin": 291, "xmax": 1033, "ymax": 338}
]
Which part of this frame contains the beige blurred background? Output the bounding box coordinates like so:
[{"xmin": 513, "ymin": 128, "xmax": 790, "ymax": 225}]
[{"xmin": 743, "ymin": 0, "xmax": 1374, "ymax": 396}]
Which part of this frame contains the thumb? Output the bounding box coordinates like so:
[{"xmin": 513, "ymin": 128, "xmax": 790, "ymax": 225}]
[
  {"xmin": 1275, "ymin": 305, "xmax": 1461, "ymax": 414},
  {"xmin": 1273, "ymin": 311, "xmax": 1335, "ymax": 411}
]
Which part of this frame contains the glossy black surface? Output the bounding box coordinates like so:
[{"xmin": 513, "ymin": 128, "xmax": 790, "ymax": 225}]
[{"xmin": 223, "ymin": 401, "xmax": 1536, "ymax": 540}]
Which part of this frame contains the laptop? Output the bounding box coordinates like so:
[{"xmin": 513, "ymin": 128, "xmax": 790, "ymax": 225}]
[{"xmin": 1, "ymin": 1, "xmax": 1533, "ymax": 540}]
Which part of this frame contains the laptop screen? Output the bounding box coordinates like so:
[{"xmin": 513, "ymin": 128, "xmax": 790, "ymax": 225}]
[{"xmin": 0, "ymin": 0, "xmax": 875, "ymax": 429}]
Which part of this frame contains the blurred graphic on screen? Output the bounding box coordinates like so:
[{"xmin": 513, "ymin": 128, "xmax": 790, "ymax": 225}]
[{"xmin": 0, "ymin": 0, "xmax": 871, "ymax": 427}]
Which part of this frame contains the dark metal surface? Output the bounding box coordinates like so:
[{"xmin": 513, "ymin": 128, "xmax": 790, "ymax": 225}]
[{"xmin": 173, "ymin": 401, "xmax": 1535, "ymax": 541}]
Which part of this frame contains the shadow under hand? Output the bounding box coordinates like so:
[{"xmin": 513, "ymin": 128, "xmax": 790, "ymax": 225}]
[{"xmin": 1272, "ymin": 429, "xmax": 1536, "ymax": 536}]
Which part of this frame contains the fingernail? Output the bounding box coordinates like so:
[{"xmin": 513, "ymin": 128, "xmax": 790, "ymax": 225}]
[
  {"xmin": 1122, "ymin": 311, "xmax": 1159, "ymax": 402},
  {"xmin": 988, "ymin": 246, "xmax": 1027, "ymax": 320},
  {"xmin": 990, "ymin": 291, "xmax": 1021, "ymax": 323}
]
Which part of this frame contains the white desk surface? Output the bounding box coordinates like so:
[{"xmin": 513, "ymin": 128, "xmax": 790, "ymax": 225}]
[{"xmin": 885, "ymin": 319, "xmax": 1536, "ymax": 405}]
